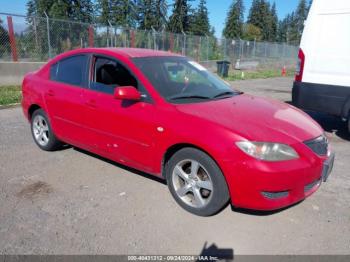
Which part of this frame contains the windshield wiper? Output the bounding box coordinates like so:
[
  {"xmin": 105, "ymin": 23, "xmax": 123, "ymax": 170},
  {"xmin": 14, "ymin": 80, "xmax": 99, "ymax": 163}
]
[
  {"xmin": 169, "ymin": 95, "xmax": 211, "ymax": 101},
  {"xmin": 213, "ymin": 91, "xmax": 235, "ymax": 99}
]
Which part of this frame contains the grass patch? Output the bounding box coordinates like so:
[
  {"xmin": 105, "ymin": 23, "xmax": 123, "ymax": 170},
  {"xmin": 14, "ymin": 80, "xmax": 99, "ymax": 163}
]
[
  {"xmin": 0, "ymin": 85, "xmax": 22, "ymax": 106},
  {"xmin": 224, "ymin": 69, "xmax": 295, "ymax": 81}
]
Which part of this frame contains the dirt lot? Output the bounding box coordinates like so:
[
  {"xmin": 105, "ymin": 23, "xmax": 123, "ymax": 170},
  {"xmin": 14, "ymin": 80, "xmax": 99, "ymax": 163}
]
[{"xmin": 0, "ymin": 77, "xmax": 349, "ymax": 255}]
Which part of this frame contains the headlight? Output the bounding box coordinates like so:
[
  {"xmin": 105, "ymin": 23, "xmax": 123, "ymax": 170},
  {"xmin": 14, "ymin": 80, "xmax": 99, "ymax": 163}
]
[{"xmin": 236, "ymin": 141, "xmax": 299, "ymax": 161}]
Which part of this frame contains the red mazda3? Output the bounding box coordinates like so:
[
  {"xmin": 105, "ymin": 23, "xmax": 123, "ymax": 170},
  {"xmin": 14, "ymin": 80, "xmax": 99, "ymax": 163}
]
[{"xmin": 22, "ymin": 48, "xmax": 335, "ymax": 216}]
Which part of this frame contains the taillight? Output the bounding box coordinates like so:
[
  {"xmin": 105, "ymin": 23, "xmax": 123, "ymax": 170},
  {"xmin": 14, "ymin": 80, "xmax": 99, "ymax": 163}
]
[{"xmin": 295, "ymin": 48, "xmax": 305, "ymax": 82}]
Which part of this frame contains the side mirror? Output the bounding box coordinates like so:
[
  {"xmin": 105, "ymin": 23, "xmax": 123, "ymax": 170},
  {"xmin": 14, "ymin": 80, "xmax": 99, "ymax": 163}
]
[{"xmin": 114, "ymin": 86, "xmax": 141, "ymax": 101}]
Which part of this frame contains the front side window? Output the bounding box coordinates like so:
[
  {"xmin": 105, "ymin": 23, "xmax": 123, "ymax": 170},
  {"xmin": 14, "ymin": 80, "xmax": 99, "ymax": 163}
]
[
  {"xmin": 50, "ymin": 55, "xmax": 88, "ymax": 87},
  {"xmin": 133, "ymin": 57, "xmax": 240, "ymax": 103},
  {"xmin": 90, "ymin": 56, "xmax": 138, "ymax": 94}
]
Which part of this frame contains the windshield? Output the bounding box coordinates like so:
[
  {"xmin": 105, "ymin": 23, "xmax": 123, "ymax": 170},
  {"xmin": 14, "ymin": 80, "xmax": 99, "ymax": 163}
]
[{"xmin": 133, "ymin": 56, "xmax": 240, "ymax": 103}]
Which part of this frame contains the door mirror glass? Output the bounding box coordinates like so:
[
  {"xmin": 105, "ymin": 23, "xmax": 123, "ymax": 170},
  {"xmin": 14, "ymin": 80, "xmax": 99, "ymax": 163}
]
[{"xmin": 114, "ymin": 86, "xmax": 141, "ymax": 101}]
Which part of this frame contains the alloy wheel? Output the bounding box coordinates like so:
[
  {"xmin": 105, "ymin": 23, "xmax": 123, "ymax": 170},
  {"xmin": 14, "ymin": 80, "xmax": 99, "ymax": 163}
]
[
  {"xmin": 172, "ymin": 159, "xmax": 213, "ymax": 208},
  {"xmin": 32, "ymin": 115, "xmax": 50, "ymax": 147}
]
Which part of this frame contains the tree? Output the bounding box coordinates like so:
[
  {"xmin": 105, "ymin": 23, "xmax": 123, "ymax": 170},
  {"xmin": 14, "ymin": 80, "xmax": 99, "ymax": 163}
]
[
  {"xmin": 269, "ymin": 2, "xmax": 278, "ymax": 41},
  {"xmin": 96, "ymin": 0, "xmax": 112, "ymax": 26},
  {"xmin": 190, "ymin": 0, "xmax": 210, "ymax": 36},
  {"xmin": 247, "ymin": 0, "xmax": 272, "ymax": 41},
  {"xmin": 223, "ymin": 0, "xmax": 244, "ymax": 39},
  {"xmin": 0, "ymin": 18, "xmax": 10, "ymax": 57},
  {"xmin": 26, "ymin": 0, "xmax": 94, "ymax": 57},
  {"xmin": 295, "ymin": 0, "xmax": 308, "ymax": 41},
  {"xmin": 242, "ymin": 23, "xmax": 262, "ymax": 41},
  {"xmin": 109, "ymin": 0, "xmax": 137, "ymax": 27},
  {"xmin": 27, "ymin": 0, "xmax": 93, "ymax": 22},
  {"xmin": 247, "ymin": 0, "xmax": 260, "ymax": 28},
  {"xmin": 168, "ymin": 0, "xmax": 193, "ymax": 33},
  {"xmin": 137, "ymin": 0, "xmax": 167, "ymax": 31}
]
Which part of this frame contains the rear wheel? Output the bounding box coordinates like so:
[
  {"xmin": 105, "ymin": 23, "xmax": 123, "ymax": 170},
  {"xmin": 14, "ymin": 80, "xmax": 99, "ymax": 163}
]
[
  {"xmin": 348, "ymin": 113, "xmax": 350, "ymax": 134},
  {"xmin": 31, "ymin": 109, "xmax": 62, "ymax": 151},
  {"xmin": 165, "ymin": 148, "xmax": 230, "ymax": 216}
]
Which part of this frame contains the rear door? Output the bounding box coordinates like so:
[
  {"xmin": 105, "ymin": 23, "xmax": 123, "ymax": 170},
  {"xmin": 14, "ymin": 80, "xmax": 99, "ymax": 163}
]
[{"xmin": 45, "ymin": 54, "xmax": 91, "ymax": 147}]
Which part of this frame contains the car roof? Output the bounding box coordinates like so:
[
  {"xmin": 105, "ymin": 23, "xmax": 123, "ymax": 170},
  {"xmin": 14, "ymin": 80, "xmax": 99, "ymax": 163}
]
[
  {"xmin": 63, "ymin": 48, "xmax": 184, "ymax": 59},
  {"xmin": 109, "ymin": 48, "xmax": 184, "ymax": 58}
]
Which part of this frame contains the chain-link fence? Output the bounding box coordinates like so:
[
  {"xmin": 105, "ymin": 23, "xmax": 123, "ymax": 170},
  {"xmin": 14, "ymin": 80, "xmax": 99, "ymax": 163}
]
[{"xmin": 0, "ymin": 13, "xmax": 299, "ymax": 71}]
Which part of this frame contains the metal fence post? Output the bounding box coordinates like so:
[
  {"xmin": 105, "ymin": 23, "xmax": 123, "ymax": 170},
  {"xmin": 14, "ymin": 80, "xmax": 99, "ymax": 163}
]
[
  {"xmin": 206, "ymin": 35, "xmax": 209, "ymax": 61},
  {"xmin": 182, "ymin": 31, "xmax": 186, "ymax": 56},
  {"xmin": 253, "ymin": 38, "xmax": 256, "ymax": 57},
  {"xmin": 197, "ymin": 36, "xmax": 201, "ymax": 62},
  {"xmin": 170, "ymin": 33, "xmax": 174, "ymax": 52},
  {"xmin": 224, "ymin": 38, "xmax": 227, "ymax": 60},
  {"xmin": 44, "ymin": 12, "xmax": 51, "ymax": 59},
  {"xmin": 6, "ymin": 16, "xmax": 18, "ymax": 62},
  {"xmin": 151, "ymin": 27, "xmax": 157, "ymax": 50}
]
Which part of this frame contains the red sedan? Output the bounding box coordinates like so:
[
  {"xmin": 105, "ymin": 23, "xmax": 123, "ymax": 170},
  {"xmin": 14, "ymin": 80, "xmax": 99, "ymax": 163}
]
[{"xmin": 22, "ymin": 48, "xmax": 334, "ymax": 216}]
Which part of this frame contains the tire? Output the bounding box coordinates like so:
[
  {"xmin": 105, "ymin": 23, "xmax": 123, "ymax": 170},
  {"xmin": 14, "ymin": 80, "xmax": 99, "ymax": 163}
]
[
  {"xmin": 165, "ymin": 147, "xmax": 230, "ymax": 216},
  {"xmin": 31, "ymin": 109, "xmax": 62, "ymax": 151},
  {"xmin": 348, "ymin": 114, "xmax": 350, "ymax": 134}
]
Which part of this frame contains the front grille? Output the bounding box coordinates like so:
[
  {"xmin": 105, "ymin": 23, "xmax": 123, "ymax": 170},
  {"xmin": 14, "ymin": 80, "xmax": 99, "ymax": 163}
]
[
  {"xmin": 261, "ymin": 191, "xmax": 289, "ymax": 199},
  {"xmin": 304, "ymin": 178, "xmax": 321, "ymax": 192},
  {"xmin": 304, "ymin": 135, "xmax": 328, "ymax": 156}
]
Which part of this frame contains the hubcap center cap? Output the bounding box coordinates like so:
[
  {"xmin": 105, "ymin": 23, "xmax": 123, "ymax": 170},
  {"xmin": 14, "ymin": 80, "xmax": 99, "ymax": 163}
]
[{"xmin": 189, "ymin": 179, "xmax": 196, "ymax": 187}]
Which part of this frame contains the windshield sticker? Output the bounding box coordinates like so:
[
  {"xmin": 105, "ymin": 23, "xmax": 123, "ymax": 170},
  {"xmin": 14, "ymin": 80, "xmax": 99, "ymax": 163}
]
[{"xmin": 188, "ymin": 61, "xmax": 207, "ymax": 71}]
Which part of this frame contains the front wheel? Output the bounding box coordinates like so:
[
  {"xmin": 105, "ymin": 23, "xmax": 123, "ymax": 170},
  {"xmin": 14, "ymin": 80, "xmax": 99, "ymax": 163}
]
[{"xmin": 165, "ymin": 148, "xmax": 230, "ymax": 216}]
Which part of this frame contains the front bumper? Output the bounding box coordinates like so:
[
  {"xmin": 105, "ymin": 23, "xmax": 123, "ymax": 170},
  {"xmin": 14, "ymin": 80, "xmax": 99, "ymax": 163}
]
[{"xmin": 222, "ymin": 146, "xmax": 335, "ymax": 211}]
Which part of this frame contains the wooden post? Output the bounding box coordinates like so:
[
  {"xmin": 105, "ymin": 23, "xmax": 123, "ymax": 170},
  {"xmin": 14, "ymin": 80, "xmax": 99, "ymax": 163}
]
[
  {"xmin": 88, "ymin": 25, "xmax": 94, "ymax": 47},
  {"xmin": 7, "ymin": 16, "xmax": 18, "ymax": 62}
]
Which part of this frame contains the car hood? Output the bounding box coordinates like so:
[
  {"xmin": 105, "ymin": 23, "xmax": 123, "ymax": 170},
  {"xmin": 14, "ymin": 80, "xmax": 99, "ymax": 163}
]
[{"xmin": 174, "ymin": 94, "xmax": 323, "ymax": 143}]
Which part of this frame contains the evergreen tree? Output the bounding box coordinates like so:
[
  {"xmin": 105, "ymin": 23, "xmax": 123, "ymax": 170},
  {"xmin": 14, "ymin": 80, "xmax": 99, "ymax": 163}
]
[
  {"xmin": 96, "ymin": 0, "xmax": 111, "ymax": 26},
  {"xmin": 109, "ymin": 0, "xmax": 137, "ymax": 27},
  {"xmin": 168, "ymin": 0, "xmax": 193, "ymax": 33},
  {"xmin": 27, "ymin": 0, "xmax": 93, "ymax": 22},
  {"xmin": 247, "ymin": 0, "xmax": 272, "ymax": 41},
  {"xmin": 190, "ymin": 0, "xmax": 210, "ymax": 36},
  {"xmin": 247, "ymin": 0, "xmax": 260, "ymax": 28},
  {"xmin": 295, "ymin": 0, "xmax": 308, "ymax": 40},
  {"xmin": 0, "ymin": 18, "xmax": 10, "ymax": 57},
  {"xmin": 269, "ymin": 2, "xmax": 278, "ymax": 41},
  {"xmin": 223, "ymin": 0, "xmax": 244, "ymax": 39},
  {"xmin": 137, "ymin": 0, "xmax": 167, "ymax": 31}
]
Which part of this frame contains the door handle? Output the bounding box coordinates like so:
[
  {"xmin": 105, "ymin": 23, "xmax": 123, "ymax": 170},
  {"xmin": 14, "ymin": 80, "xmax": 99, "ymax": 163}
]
[
  {"xmin": 47, "ymin": 89, "xmax": 55, "ymax": 97},
  {"xmin": 85, "ymin": 99, "xmax": 96, "ymax": 108}
]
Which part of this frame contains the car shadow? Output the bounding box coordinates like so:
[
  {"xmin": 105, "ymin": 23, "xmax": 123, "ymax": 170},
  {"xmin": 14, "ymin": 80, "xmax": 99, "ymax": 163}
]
[
  {"xmin": 198, "ymin": 242, "xmax": 234, "ymax": 261},
  {"xmin": 73, "ymin": 147, "xmax": 166, "ymax": 185},
  {"xmin": 285, "ymin": 101, "xmax": 350, "ymax": 141}
]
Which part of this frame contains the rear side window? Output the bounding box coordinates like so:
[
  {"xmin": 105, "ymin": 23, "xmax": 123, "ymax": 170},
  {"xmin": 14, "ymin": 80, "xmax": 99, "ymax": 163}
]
[{"xmin": 50, "ymin": 55, "xmax": 88, "ymax": 87}]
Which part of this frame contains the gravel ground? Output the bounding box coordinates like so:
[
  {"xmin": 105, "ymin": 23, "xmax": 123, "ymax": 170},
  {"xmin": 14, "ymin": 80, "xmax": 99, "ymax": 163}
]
[{"xmin": 0, "ymin": 77, "xmax": 349, "ymax": 255}]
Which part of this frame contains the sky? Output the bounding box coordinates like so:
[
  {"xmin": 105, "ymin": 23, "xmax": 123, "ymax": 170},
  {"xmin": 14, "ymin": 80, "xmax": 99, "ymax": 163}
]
[{"xmin": 0, "ymin": 0, "xmax": 300, "ymax": 37}]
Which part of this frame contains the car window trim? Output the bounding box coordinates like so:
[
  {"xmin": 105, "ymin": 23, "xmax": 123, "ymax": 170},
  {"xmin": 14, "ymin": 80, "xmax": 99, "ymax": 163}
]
[{"xmin": 88, "ymin": 53, "xmax": 153, "ymax": 103}]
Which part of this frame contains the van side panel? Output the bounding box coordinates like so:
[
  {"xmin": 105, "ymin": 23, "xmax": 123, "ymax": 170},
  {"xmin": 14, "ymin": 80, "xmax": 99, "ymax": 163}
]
[{"xmin": 293, "ymin": 0, "xmax": 350, "ymax": 118}]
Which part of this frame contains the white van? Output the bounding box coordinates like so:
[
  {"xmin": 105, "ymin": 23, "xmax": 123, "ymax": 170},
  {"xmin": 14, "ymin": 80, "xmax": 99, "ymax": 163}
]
[{"xmin": 292, "ymin": 0, "xmax": 350, "ymax": 133}]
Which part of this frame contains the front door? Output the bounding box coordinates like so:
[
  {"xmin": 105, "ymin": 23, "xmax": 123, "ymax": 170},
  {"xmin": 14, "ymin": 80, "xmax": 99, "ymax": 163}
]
[{"xmin": 82, "ymin": 55, "xmax": 158, "ymax": 172}]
